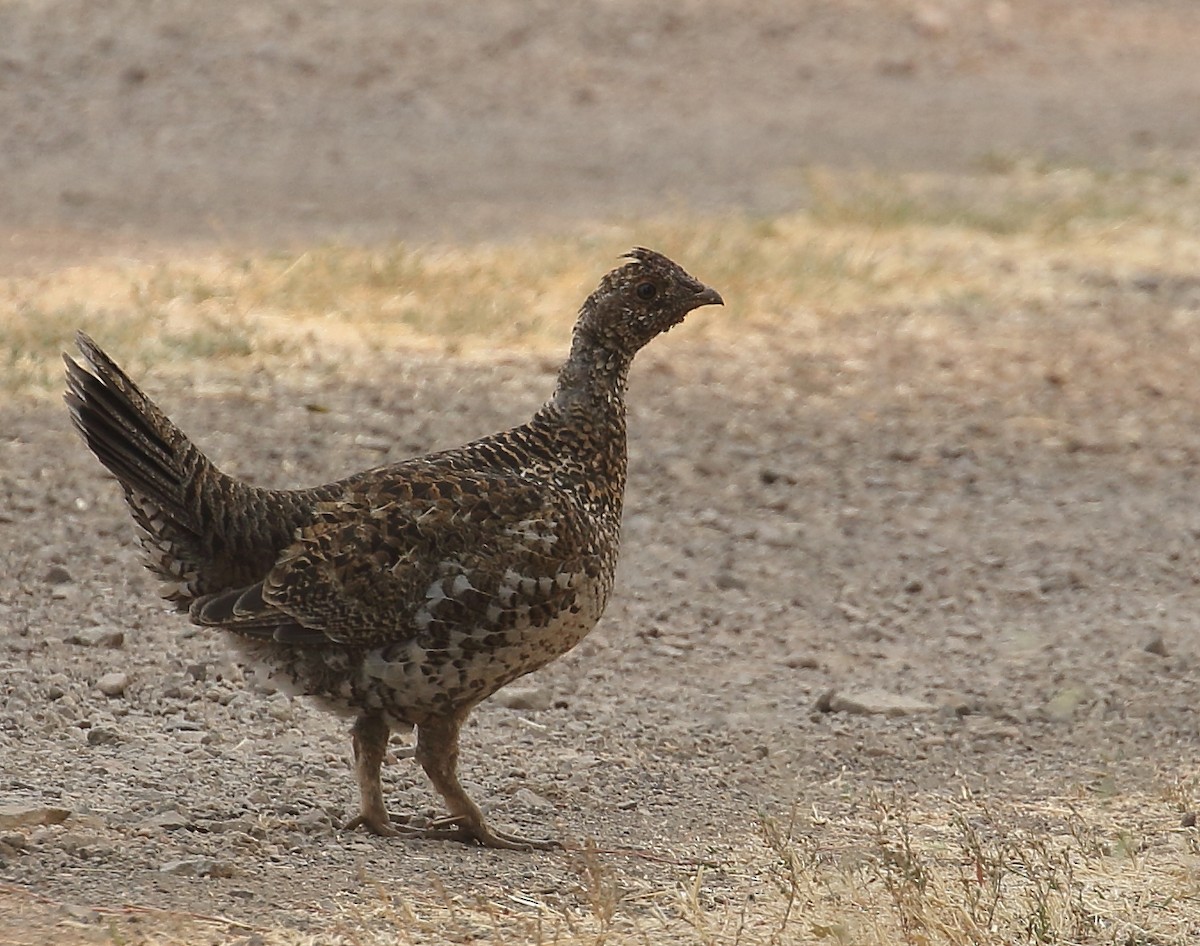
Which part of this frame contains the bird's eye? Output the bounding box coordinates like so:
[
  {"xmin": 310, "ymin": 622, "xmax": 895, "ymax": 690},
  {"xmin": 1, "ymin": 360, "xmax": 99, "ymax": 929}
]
[{"xmin": 635, "ymin": 281, "xmax": 657, "ymax": 301}]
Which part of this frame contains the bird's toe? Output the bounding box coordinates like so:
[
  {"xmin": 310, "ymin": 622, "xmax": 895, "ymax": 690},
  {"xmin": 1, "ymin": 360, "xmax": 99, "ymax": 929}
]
[{"xmin": 344, "ymin": 811, "xmax": 402, "ymax": 837}]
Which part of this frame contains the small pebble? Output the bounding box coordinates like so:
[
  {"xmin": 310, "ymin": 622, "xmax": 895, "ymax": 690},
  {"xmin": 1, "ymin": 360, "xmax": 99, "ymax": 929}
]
[
  {"xmin": 159, "ymin": 857, "xmax": 234, "ymax": 878},
  {"xmin": 86, "ymin": 727, "xmax": 120, "ymax": 746},
  {"xmin": 145, "ymin": 810, "xmax": 192, "ymax": 831},
  {"xmin": 1143, "ymin": 634, "xmax": 1169, "ymax": 657},
  {"xmin": 816, "ymin": 687, "xmax": 936, "ymax": 717},
  {"xmin": 43, "ymin": 565, "xmax": 74, "ymax": 584},
  {"xmin": 96, "ymin": 672, "xmax": 129, "ymax": 697},
  {"xmin": 0, "ymin": 832, "xmax": 30, "ymax": 853},
  {"xmin": 713, "ymin": 571, "xmax": 746, "ymax": 591},
  {"xmin": 0, "ymin": 804, "xmax": 71, "ymax": 830},
  {"xmin": 266, "ymin": 700, "xmax": 293, "ymax": 722},
  {"xmin": 938, "ymin": 692, "xmax": 974, "ymax": 717},
  {"xmin": 66, "ymin": 627, "xmax": 125, "ymax": 648},
  {"xmin": 162, "ymin": 718, "xmax": 203, "ymax": 732},
  {"xmin": 62, "ymin": 905, "xmax": 100, "ymax": 924},
  {"xmin": 492, "ymin": 686, "xmax": 552, "ymax": 711},
  {"xmin": 512, "ymin": 788, "xmax": 554, "ymax": 812}
]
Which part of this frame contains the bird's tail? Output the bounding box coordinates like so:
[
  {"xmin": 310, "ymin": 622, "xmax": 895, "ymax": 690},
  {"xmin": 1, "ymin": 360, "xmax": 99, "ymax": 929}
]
[{"xmin": 64, "ymin": 332, "xmax": 265, "ymax": 608}]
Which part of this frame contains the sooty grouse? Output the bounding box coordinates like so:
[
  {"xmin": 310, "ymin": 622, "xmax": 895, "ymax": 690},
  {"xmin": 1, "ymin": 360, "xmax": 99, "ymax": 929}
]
[{"xmin": 65, "ymin": 247, "xmax": 722, "ymax": 849}]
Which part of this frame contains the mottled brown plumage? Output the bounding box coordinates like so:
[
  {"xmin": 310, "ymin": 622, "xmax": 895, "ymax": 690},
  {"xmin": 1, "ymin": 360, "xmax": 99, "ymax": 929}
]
[{"xmin": 64, "ymin": 248, "xmax": 722, "ymax": 849}]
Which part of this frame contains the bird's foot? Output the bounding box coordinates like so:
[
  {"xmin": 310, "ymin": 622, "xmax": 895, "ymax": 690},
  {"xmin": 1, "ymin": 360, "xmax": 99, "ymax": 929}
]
[
  {"xmin": 343, "ymin": 810, "xmax": 554, "ymax": 850},
  {"xmin": 410, "ymin": 814, "xmax": 559, "ymax": 851},
  {"xmin": 344, "ymin": 810, "xmax": 404, "ymax": 837}
]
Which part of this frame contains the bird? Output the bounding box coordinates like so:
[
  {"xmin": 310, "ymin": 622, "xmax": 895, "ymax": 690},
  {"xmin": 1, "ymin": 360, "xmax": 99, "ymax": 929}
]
[{"xmin": 64, "ymin": 247, "xmax": 723, "ymax": 850}]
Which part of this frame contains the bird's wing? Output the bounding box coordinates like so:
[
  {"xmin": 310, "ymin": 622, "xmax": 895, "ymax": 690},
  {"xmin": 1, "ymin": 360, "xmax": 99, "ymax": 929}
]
[{"xmin": 189, "ymin": 468, "xmax": 593, "ymax": 649}]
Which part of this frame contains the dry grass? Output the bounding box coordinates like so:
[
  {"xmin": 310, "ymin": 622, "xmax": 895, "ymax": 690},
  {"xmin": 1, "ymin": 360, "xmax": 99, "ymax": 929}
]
[
  {"xmin": 5, "ymin": 161, "xmax": 1200, "ymax": 943},
  {"xmin": 6, "ymin": 782, "xmax": 1198, "ymax": 944},
  {"xmin": 4, "ymin": 159, "xmax": 1199, "ymax": 399}
]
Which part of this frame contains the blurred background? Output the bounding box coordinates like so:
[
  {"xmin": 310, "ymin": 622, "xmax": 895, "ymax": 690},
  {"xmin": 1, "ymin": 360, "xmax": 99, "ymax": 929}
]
[{"xmin": 1, "ymin": 0, "xmax": 1198, "ymax": 255}]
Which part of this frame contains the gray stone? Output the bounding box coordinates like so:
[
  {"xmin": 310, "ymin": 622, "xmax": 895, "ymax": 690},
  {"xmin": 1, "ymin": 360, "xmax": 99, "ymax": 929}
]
[
  {"xmin": 492, "ymin": 686, "xmax": 552, "ymax": 711},
  {"xmin": 96, "ymin": 672, "xmax": 129, "ymax": 697},
  {"xmin": 162, "ymin": 718, "xmax": 203, "ymax": 732},
  {"xmin": 265, "ymin": 699, "xmax": 293, "ymax": 722},
  {"xmin": 159, "ymin": 857, "xmax": 234, "ymax": 877},
  {"xmin": 512, "ymin": 788, "xmax": 554, "ymax": 812},
  {"xmin": 353, "ymin": 434, "xmax": 392, "ymax": 453},
  {"xmin": 713, "ymin": 570, "xmax": 746, "ymax": 591},
  {"xmin": 145, "ymin": 810, "xmax": 192, "ymax": 831},
  {"xmin": 86, "ymin": 727, "xmax": 120, "ymax": 745},
  {"xmin": 66, "ymin": 627, "xmax": 125, "ymax": 648},
  {"xmin": 1143, "ymin": 634, "xmax": 1169, "ymax": 657},
  {"xmin": 0, "ymin": 804, "xmax": 71, "ymax": 830},
  {"xmin": 43, "ymin": 565, "xmax": 73, "ymax": 584},
  {"xmin": 818, "ymin": 687, "xmax": 937, "ymax": 717}
]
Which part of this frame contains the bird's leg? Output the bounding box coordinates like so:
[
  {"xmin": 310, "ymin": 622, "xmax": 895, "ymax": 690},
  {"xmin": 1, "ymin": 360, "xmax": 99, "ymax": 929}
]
[
  {"xmin": 413, "ymin": 711, "xmax": 559, "ymax": 851},
  {"xmin": 343, "ymin": 713, "xmax": 399, "ymax": 836}
]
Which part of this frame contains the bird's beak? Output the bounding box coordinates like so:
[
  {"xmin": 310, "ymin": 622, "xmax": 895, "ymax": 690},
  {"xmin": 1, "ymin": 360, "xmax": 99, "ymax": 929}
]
[{"xmin": 690, "ymin": 286, "xmax": 724, "ymax": 309}]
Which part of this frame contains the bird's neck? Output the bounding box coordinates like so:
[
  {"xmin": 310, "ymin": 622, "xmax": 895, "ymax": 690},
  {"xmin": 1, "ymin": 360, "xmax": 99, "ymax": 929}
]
[
  {"xmin": 527, "ymin": 332, "xmax": 632, "ymax": 519},
  {"xmin": 546, "ymin": 330, "xmax": 634, "ymax": 423}
]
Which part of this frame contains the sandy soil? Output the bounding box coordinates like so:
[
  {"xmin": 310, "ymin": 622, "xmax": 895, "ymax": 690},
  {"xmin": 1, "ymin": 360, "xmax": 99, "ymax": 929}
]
[{"xmin": 3, "ymin": 1, "xmax": 1200, "ymax": 943}]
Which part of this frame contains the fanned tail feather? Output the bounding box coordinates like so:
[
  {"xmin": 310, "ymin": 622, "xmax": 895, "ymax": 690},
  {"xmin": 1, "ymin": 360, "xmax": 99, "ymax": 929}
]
[
  {"xmin": 65, "ymin": 333, "xmax": 199, "ymax": 529},
  {"xmin": 64, "ymin": 332, "xmax": 273, "ymax": 607}
]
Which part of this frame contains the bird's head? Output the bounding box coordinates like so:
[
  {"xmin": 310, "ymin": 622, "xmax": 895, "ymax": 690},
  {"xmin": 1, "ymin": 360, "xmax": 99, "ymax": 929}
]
[{"xmin": 576, "ymin": 248, "xmax": 724, "ymax": 356}]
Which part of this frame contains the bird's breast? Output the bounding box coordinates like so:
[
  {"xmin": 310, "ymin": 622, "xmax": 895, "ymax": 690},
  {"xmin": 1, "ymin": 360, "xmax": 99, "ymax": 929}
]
[{"xmin": 357, "ymin": 574, "xmax": 609, "ymax": 718}]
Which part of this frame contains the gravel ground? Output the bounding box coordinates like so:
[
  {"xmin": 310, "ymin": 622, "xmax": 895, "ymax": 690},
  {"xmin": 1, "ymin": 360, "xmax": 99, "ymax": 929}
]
[
  {"xmin": 3, "ymin": 1, "xmax": 1200, "ymax": 942},
  {"xmin": 6, "ymin": 277, "xmax": 1200, "ymax": 939}
]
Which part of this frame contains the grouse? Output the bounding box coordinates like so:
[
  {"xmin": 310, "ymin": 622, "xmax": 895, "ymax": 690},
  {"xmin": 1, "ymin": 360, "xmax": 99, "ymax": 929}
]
[{"xmin": 64, "ymin": 247, "xmax": 723, "ymax": 849}]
